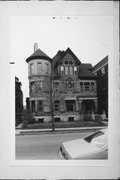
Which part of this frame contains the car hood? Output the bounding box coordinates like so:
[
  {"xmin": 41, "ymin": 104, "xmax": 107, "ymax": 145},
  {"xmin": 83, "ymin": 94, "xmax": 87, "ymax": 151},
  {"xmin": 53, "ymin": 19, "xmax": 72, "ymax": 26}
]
[{"xmin": 63, "ymin": 138, "xmax": 99, "ymax": 159}]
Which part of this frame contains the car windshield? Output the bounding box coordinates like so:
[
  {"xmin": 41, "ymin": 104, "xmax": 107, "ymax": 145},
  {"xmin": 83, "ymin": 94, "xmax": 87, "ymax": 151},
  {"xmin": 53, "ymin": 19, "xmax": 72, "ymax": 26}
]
[
  {"xmin": 84, "ymin": 131, "xmax": 104, "ymax": 143},
  {"xmin": 84, "ymin": 130, "xmax": 107, "ymax": 149}
]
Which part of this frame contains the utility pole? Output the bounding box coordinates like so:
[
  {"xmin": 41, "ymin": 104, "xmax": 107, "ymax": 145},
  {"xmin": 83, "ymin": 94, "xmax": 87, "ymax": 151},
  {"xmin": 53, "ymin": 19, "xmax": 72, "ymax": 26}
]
[{"xmin": 51, "ymin": 59, "xmax": 55, "ymax": 132}]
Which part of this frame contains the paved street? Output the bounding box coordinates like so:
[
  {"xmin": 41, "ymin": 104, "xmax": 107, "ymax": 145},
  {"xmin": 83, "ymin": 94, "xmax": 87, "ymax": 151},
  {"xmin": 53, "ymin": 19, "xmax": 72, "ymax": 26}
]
[{"xmin": 16, "ymin": 132, "xmax": 89, "ymax": 160}]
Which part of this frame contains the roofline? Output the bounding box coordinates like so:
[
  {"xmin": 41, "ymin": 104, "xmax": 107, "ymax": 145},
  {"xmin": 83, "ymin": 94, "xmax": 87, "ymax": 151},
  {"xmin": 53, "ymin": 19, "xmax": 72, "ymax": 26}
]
[
  {"xmin": 93, "ymin": 55, "xmax": 108, "ymax": 72},
  {"xmin": 26, "ymin": 56, "xmax": 52, "ymax": 63},
  {"xmin": 93, "ymin": 62, "xmax": 108, "ymax": 73}
]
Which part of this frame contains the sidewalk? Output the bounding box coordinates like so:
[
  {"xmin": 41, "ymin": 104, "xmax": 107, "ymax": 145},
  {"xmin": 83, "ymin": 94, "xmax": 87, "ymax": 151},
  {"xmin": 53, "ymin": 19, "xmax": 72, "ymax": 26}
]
[{"xmin": 16, "ymin": 126, "xmax": 107, "ymax": 135}]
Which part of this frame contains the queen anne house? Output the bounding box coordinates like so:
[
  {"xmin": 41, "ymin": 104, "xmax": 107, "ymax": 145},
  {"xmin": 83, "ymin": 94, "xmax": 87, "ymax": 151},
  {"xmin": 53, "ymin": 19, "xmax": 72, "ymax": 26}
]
[{"xmin": 26, "ymin": 44, "xmax": 98, "ymax": 123}]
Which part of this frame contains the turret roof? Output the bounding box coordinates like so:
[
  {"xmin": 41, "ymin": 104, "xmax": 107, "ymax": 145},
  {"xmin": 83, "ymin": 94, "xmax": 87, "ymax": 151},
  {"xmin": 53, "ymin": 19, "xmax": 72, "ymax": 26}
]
[{"xmin": 26, "ymin": 48, "xmax": 51, "ymax": 63}]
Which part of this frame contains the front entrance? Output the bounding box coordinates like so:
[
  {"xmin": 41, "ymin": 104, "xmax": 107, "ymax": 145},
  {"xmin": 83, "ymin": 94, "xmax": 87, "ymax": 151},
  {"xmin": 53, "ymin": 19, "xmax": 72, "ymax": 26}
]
[
  {"xmin": 66, "ymin": 100, "xmax": 76, "ymax": 111},
  {"xmin": 82, "ymin": 100, "xmax": 95, "ymax": 113}
]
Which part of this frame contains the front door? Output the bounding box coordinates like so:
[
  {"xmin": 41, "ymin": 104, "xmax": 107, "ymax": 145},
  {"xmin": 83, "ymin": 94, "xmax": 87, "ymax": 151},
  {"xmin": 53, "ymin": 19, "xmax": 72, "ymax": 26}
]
[{"xmin": 82, "ymin": 100, "xmax": 95, "ymax": 113}]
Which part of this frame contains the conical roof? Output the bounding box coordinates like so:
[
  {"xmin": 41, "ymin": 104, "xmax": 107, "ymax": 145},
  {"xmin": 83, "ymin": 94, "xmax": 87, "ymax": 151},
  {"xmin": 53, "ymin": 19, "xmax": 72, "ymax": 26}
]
[{"xmin": 26, "ymin": 49, "xmax": 51, "ymax": 63}]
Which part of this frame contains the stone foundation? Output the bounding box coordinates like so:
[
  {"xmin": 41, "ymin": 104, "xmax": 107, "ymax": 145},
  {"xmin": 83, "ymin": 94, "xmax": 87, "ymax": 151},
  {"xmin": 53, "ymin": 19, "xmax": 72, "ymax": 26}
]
[{"xmin": 34, "ymin": 112, "xmax": 80, "ymax": 123}]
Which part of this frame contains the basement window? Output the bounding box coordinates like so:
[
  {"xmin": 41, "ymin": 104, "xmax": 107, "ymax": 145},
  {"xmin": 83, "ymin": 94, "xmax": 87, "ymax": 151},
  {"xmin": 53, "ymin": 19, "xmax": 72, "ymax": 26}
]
[
  {"xmin": 68, "ymin": 117, "xmax": 74, "ymax": 122},
  {"xmin": 54, "ymin": 117, "xmax": 60, "ymax": 122}
]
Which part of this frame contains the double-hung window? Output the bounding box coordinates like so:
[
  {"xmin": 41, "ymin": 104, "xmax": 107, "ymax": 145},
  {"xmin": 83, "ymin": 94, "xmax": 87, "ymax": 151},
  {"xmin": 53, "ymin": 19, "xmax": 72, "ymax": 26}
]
[
  {"xmin": 84, "ymin": 82, "xmax": 90, "ymax": 91},
  {"xmin": 54, "ymin": 100, "xmax": 59, "ymax": 111},
  {"xmin": 37, "ymin": 100, "xmax": 43, "ymax": 111}
]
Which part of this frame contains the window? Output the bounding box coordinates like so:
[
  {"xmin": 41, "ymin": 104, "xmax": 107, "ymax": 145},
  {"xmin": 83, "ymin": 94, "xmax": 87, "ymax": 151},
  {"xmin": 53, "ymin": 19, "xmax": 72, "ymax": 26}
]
[
  {"xmin": 30, "ymin": 81, "xmax": 35, "ymax": 93},
  {"xmin": 68, "ymin": 117, "xmax": 74, "ymax": 122},
  {"xmin": 64, "ymin": 60, "xmax": 68, "ymax": 65},
  {"xmin": 66, "ymin": 100, "xmax": 76, "ymax": 111},
  {"xmin": 38, "ymin": 118, "xmax": 44, "ymax": 123},
  {"xmin": 36, "ymin": 81, "xmax": 42, "ymax": 91},
  {"xmin": 80, "ymin": 82, "xmax": 84, "ymax": 92},
  {"xmin": 69, "ymin": 61, "xmax": 73, "ymax": 65},
  {"xmin": 31, "ymin": 100, "xmax": 35, "ymax": 112},
  {"xmin": 91, "ymin": 82, "xmax": 95, "ymax": 91},
  {"xmin": 80, "ymin": 81, "xmax": 95, "ymax": 92},
  {"xmin": 45, "ymin": 62, "xmax": 49, "ymax": 74},
  {"xmin": 37, "ymin": 62, "xmax": 42, "ymax": 73},
  {"xmin": 54, "ymin": 117, "xmax": 60, "ymax": 122},
  {"xmin": 37, "ymin": 100, "xmax": 43, "ymax": 111},
  {"xmin": 84, "ymin": 82, "xmax": 90, "ymax": 91},
  {"xmin": 101, "ymin": 67, "xmax": 105, "ymax": 75},
  {"xmin": 30, "ymin": 63, "xmax": 33, "ymax": 74},
  {"xmin": 53, "ymin": 82, "xmax": 59, "ymax": 91},
  {"xmin": 65, "ymin": 66, "xmax": 69, "ymax": 75},
  {"xmin": 54, "ymin": 100, "xmax": 59, "ymax": 111},
  {"xmin": 61, "ymin": 66, "xmax": 64, "ymax": 75},
  {"xmin": 74, "ymin": 66, "xmax": 77, "ymax": 75},
  {"xmin": 69, "ymin": 66, "xmax": 74, "ymax": 75},
  {"xmin": 66, "ymin": 79, "xmax": 74, "ymax": 88},
  {"xmin": 67, "ymin": 81, "xmax": 74, "ymax": 88}
]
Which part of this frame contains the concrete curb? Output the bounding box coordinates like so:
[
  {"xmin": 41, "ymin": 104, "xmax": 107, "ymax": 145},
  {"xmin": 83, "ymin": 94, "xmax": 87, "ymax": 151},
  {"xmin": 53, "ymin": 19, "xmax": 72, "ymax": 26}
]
[{"xmin": 16, "ymin": 126, "xmax": 107, "ymax": 135}]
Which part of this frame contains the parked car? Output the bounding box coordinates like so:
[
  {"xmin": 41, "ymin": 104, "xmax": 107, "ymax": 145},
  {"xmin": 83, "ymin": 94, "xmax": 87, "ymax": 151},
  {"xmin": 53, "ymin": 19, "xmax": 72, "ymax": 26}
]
[{"xmin": 58, "ymin": 128, "xmax": 108, "ymax": 160}]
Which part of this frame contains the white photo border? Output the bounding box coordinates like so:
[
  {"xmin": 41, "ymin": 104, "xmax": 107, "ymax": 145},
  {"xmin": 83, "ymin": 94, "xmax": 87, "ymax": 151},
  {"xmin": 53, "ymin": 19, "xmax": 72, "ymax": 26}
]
[{"xmin": 0, "ymin": 1, "xmax": 119, "ymax": 179}]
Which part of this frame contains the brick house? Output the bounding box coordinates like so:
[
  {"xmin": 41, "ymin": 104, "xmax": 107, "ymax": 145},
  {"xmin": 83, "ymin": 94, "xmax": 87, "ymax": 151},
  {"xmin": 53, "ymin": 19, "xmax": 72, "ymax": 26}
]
[
  {"xmin": 26, "ymin": 44, "xmax": 98, "ymax": 123},
  {"xmin": 93, "ymin": 56, "xmax": 108, "ymax": 117}
]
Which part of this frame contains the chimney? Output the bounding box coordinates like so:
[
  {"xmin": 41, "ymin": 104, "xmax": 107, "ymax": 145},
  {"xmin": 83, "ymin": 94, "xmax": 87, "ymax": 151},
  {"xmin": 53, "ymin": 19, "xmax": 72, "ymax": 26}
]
[{"xmin": 34, "ymin": 43, "xmax": 38, "ymax": 52}]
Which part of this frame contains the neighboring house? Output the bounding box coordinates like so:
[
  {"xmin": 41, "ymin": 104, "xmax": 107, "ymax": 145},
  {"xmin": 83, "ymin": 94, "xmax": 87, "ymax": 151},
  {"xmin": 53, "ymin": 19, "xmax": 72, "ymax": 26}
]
[
  {"xmin": 26, "ymin": 44, "xmax": 97, "ymax": 123},
  {"xmin": 15, "ymin": 76, "xmax": 23, "ymax": 126},
  {"xmin": 93, "ymin": 56, "xmax": 108, "ymax": 117}
]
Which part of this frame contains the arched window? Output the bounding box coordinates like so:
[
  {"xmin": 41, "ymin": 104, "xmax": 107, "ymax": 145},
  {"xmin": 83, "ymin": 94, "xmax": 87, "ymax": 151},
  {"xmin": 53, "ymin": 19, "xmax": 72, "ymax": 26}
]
[
  {"xmin": 69, "ymin": 61, "xmax": 73, "ymax": 65},
  {"xmin": 64, "ymin": 60, "xmax": 68, "ymax": 65}
]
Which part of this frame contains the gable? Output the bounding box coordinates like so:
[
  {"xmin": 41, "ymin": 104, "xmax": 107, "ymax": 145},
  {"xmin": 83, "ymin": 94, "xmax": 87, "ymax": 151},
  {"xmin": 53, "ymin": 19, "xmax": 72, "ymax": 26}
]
[
  {"xmin": 62, "ymin": 53, "xmax": 75, "ymax": 64},
  {"xmin": 62, "ymin": 48, "xmax": 81, "ymax": 65}
]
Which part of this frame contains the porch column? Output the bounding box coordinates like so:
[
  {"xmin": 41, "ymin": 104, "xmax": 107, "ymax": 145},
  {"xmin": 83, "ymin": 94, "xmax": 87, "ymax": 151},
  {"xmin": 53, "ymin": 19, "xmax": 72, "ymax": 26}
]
[
  {"xmin": 30, "ymin": 100, "xmax": 32, "ymax": 113},
  {"xmin": 94, "ymin": 99, "xmax": 98, "ymax": 113},
  {"xmin": 35, "ymin": 100, "xmax": 38, "ymax": 113},
  {"xmin": 78, "ymin": 99, "xmax": 82, "ymax": 113},
  {"xmin": 76, "ymin": 99, "xmax": 79, "ymax": 112}
]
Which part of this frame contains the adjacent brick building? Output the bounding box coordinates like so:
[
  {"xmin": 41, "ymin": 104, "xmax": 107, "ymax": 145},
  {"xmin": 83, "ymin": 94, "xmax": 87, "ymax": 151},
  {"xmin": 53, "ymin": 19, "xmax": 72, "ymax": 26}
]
[
  {"xmin": 93, "ymin": 56, "xmax": 108, "ymax": 117},
  {"xmin": 26, "ymin": 44, "xmax": 98, "ymax": 123}
]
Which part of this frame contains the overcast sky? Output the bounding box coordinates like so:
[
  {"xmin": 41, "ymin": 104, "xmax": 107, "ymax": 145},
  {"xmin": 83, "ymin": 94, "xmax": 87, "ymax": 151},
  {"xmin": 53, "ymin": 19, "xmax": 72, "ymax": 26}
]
[{"xmin": 11, "ymin": 16, "xmax": 113, "ymax": 105}]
